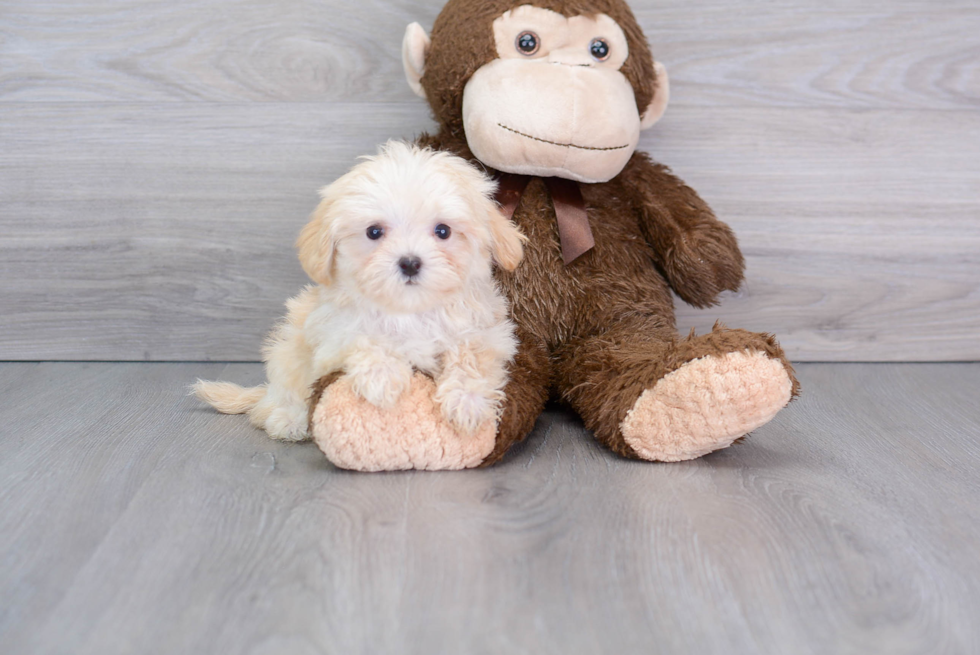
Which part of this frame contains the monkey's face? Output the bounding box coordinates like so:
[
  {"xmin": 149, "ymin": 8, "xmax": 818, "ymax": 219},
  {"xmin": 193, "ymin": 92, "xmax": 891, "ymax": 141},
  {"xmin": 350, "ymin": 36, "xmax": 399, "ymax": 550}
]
[
  {"xmin": 464, "ymin": 6, "xmax": 639, "ymax": 183},
  {"xmin": 404, "ymin": 4, "xmax": 669, "ymax": 185}
]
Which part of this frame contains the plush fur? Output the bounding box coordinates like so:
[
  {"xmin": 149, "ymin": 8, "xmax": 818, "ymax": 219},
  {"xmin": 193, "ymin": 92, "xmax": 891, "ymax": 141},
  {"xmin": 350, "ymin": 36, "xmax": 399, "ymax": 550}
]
[
  {"xmin": 194, "ymin": 142, "xmax": 526, "ymax": 443},
  {"xmin": 308, "ymin": 0, "xmax": 800, "ymax": 469}
]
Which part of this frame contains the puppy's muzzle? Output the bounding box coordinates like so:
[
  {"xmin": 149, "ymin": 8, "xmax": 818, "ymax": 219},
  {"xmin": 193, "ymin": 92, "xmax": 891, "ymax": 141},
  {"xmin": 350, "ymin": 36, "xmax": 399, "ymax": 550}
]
[{"xmin": 398, "ymin": 255, "xmax": 422, "ymax": 279}]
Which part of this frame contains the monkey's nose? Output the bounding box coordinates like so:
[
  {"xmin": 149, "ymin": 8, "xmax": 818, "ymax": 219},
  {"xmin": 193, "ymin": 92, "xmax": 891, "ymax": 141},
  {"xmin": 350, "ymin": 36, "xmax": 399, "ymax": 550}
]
[{"xmin": 398, "ymin": 256, "xmax": 422, "ymax": 278}]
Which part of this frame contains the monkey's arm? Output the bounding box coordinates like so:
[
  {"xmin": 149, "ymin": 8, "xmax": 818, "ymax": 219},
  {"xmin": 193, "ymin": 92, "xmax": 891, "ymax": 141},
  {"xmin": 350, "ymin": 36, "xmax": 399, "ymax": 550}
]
[{"xmin": 621, "ymin": 152, "xmax": 745, "ymax": 309}]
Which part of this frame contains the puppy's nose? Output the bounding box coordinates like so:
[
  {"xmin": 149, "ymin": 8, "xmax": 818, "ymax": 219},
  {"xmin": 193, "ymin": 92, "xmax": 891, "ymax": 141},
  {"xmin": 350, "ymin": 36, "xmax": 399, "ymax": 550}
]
[{"xmin": 398, "ymin": 256, "xmax": 422, "ymax": 278}]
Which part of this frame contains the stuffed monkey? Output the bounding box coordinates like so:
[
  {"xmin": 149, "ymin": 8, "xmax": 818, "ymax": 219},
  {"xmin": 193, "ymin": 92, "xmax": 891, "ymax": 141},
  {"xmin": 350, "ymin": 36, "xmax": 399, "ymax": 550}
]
[{"xmin": 308, "ymin": 0, "xmax": 799, "ymax": 471}]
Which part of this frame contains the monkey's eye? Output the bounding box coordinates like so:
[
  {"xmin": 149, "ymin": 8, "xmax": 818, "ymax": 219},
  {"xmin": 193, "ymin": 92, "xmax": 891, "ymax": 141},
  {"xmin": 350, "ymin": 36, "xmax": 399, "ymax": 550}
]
[
  {"xmin": 590, "ymin": 38, "xmax": 611, "ymax": 62},
  {"xmin": 516, "ymin": 31, "xmax": 540, "ymax": 56},
  {"xmin": 366, "ymin": 225, "xmax": 384, "ymax": 240},
  {"xmin": 434, "ymin": 224, "xmax": 452, "ymax": 240}
]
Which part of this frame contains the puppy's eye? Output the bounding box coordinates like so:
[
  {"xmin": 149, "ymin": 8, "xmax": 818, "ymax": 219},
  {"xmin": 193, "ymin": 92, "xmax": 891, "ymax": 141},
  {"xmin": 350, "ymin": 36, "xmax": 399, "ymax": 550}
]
[
  {"xmin": 366, "ymin": 225, "xmax": 384, "ymax": 240},
  {"xmin": 516, "ymin": 31, "xmax": 540, "ymax": 56},
  {"xmin": 590, "ymin": 38, "xmax": 610, "ymax": 61},
  {"xmin": 434, "ymin": 224, "xmax": 452, "ymax": 240}
]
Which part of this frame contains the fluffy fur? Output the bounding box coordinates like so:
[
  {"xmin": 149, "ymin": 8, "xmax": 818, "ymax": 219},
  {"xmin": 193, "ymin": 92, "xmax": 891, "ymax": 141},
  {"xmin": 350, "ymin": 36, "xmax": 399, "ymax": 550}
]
[{"xmin": 194, "ymin": 141, "xmax": 526, "ymax": 440}]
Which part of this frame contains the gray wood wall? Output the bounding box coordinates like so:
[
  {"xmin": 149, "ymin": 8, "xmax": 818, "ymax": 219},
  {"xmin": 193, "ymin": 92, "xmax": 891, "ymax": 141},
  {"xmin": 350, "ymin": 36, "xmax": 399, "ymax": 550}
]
[{"xmin": 1, "ymin": 0, "xmax": 978, "ymax": 362}]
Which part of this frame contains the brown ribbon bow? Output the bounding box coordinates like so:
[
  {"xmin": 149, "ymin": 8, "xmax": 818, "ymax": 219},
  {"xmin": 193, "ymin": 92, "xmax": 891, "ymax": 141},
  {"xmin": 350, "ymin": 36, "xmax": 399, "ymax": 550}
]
[{"xmin": 495, "ymin": 174, "xmax": 595, "ymax": 265}]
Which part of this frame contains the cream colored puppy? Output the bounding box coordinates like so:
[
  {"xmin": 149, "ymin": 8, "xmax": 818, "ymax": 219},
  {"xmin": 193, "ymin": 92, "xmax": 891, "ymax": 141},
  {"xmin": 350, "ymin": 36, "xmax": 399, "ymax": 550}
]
[{"xmin": 194, "ymin": 141, "xmax": 525, "ymax": 441}]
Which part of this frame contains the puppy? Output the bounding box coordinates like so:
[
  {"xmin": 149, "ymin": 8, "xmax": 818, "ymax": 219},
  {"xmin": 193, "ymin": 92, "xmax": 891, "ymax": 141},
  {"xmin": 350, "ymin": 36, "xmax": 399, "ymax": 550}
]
[{"xmin": 194, "ymin": 141, "xmax": 526, "ymax": 441}]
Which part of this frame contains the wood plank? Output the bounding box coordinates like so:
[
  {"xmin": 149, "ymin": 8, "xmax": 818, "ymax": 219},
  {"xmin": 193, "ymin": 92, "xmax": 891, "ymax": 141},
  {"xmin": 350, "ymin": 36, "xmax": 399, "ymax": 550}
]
[
  {"xmin": 1, "ymin": 362, "xmax": 979, "ymax": 654},
  {"xmin": 2, "ymin": 103, "xmax": 977, "ymax": 361},
  {"xmin": 635, "ymin": 1, "xmax": 980, "ymax": 111},
  {"xmin": 0, "ymin": 103, "xmax": 434, "ymax": 361},
  {"xmin": 0, "ymin": 0, "xmax": 977, "ymax": 109},
  {"xmin": 659, "ymin": 107, "xmax": 980, "ymax": 360}
]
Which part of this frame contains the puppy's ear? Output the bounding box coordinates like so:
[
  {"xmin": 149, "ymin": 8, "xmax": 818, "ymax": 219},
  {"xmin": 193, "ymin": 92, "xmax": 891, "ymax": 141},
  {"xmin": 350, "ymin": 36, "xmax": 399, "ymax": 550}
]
[
  {"xmin": 436, "ymin": 148, "xmax": 526, "ymax": 271},
  {"xmin": 487, "ymin": 205, "xmax": 526, "ymax": 272},
  {"xmin": 296, "ymin": 196, "xmax": 337, "ymax": 286}
]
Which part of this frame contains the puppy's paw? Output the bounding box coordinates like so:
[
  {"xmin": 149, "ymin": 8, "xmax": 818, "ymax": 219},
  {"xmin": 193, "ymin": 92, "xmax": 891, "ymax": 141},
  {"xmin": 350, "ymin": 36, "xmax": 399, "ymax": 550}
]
[
  {"xmin": 347, "ymin": 357, "xmax": 413, "ymax": 409},
  {"xmin": 436, "ymin": 384, "xmax": 502, "ymax": 435},
  {"xmin": 265, "ymin": 405, "xmax": 310, "ymax": 441}
]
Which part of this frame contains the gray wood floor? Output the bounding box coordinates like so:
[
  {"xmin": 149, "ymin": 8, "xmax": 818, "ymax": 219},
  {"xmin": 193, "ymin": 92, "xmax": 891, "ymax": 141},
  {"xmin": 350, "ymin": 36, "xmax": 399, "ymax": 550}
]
[
  {"xmin": 1, "ymin": 362, "xmax": 979, "ymax": 655},
  {"xmin": 2, "ymin": 0, "xmax": 979, "ymax": 362}
]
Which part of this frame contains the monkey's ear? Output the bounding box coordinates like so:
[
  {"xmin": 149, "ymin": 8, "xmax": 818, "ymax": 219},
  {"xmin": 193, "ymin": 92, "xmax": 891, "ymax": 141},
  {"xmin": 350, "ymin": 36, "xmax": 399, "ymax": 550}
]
[
  {"xmin": 640, "ymin": 61, "xmax": 671, "ymax": 130},
  {"xmin": 402, "ymin": 22, "xmax": 431, "ymax": 99}
]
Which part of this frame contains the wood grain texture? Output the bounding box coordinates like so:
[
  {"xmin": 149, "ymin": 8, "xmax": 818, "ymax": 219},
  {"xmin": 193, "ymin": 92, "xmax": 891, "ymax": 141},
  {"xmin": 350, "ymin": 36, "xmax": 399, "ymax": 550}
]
[
  {"xmin": 1, "ymin": 0, "xmax": 979, "ymax": 361},
  {"xmin": 1, "ymin": 0, "xmax": 977, "ymax": 109},
  {"xmin": 1, "ymin": 102, "xmax": 977, "ymax": 361},
  {"xmin": 1, "ymin": 362, "xmax": 979, "ymax": 654},
  {"xmin": 0, "ymin": 102, "xmax": 432, "ymax": 361}
]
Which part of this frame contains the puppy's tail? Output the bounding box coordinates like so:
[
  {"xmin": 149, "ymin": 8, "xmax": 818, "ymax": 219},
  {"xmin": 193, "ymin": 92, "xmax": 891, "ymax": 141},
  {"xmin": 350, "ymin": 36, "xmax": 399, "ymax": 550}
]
[{"xmin": 192, "ymin": 380, "xmax": 266, "ymax": 415}]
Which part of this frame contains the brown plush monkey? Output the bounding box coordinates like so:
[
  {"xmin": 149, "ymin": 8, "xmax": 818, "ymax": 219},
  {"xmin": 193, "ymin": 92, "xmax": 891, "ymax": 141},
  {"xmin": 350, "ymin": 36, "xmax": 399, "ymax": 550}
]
[{"xmin": 308, "ymin": 0, "xmax": 799, "ymax": 470}]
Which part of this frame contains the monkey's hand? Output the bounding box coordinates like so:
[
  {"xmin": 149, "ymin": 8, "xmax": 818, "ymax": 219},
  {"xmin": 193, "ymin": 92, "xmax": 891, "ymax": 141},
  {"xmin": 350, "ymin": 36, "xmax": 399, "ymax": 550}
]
[{"xmin": 622, "ymin": 153, "xmax": 745, "ymax": 309}]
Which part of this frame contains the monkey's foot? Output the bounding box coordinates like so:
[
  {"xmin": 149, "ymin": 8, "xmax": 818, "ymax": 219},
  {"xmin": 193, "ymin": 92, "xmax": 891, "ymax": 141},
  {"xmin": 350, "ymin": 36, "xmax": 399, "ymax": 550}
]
[
  {"xmin": 620, "ymin": 351, "xmax": 793, "ymax": 462},
  {"xmin": 309, "ymin": 373, "xmax": 497, "ymax": 472}
]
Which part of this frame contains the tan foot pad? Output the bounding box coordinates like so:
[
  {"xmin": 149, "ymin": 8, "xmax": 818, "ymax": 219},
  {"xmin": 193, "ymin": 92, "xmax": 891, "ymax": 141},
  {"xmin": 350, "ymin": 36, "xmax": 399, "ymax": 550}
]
[
  {"xmin": 310, "ymin": 373, "xmax": 497, "ymax": 472},
  {"xmin": 621, "ymin": 351, "xmax": 793, "ymax": 462}
]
